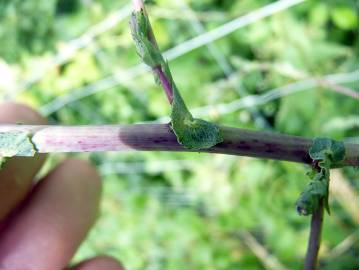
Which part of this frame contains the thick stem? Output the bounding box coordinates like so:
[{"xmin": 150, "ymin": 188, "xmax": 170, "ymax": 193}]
[
  {"xmin": 1, "ymin": 124, "xmax": 359, "ymax": 167},
  {"xmin": 304, "ymin": 199, "xmax": 324, "ymax": 270}
]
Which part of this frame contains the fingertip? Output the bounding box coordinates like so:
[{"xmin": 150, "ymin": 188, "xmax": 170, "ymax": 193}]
[
  {"xmin": 0, "ymin": 158, "xmax": 103, "ymax": 270},
  {"xmin": 57, "ymin": 158, "xmax": 102, "ymax": 202},
  {"xmin": 61, "ymin": 158, "xmax": 101, "ymax": 185},
  {"xmin": 36, "ymin": 158, "xmax": 103, "ymax": 227},
  {"xmin": 0, "ymin": 102, "xmax": 47, "ymax": 222},
  {"xmin": 70, "ymin": 256, "xmax": 125, "ymax": 270},
  {"xmin": 0, "ymin": 102, "xmax": 47, "ymax": 124}
]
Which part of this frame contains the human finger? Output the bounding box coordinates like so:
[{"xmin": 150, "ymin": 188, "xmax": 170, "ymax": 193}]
[
  {"xmin": 0, "ymin": 102, "xmax": 47, "ymax": 222},
  {"xmin": 68, "ymin": 256, "xmax": 124, "ymax": 270},
  {"xmin": 0, "ymin": 159, "xmax": 101, "ymax": 270}
]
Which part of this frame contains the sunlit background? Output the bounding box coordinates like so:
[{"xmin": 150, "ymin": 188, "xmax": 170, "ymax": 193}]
[{"xmin": 1, "ymin": 0, "xmax": 359, "ymax": 269}]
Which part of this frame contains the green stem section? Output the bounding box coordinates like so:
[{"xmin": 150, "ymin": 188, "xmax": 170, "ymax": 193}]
[{"xmin": 0, "ymin": 124, "xmax": 358, "ymax": 167}]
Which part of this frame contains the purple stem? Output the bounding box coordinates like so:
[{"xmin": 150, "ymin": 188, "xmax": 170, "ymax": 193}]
[
  {"xmin": 304, "ymin": 199, "xmax": 324, "ymax": 270},
  {"xmin": 153, "ymin": 66, "xmax": 174, "ymax": 104},
  {"xmin": 1, "ymin": 124, "xmax": 359, "ymax": 167}
]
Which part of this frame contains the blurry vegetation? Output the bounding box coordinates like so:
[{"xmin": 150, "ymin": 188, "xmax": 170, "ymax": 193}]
[{"xmin": 0, "ymin": 0, "xmax": 359, "ymax": 269}]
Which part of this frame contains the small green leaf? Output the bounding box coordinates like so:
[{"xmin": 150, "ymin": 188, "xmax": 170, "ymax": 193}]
[
  {"xmin": 162, "ymin": 61, "xmax": 223, "ymax": 150},
  {"xmin": 297, "ymin": 137, "xmax": 345, "ymax": 216},
  {"xmin": 130, "ymin": 9, "xmax": 223, "ymax": 150},
  {"xmin": 0, "ymin": 131, "xmax": 37, "ymax": 157},
  {"xmin": 309, "ymin": 137, "xmax": 345, "ymax": 164},
  {"xmin": 130, "ymin": 10, "xmax": 163, "ymax": 67},
  {"xmin": 171, "ymin": 108, "xmax": 222, "ymax": 150},
  {"xmin": 296, "ymin": 172, "xmax": 327, "ymax": 216}
]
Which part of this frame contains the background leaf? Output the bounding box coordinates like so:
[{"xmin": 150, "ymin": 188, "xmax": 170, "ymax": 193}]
[{"xmin": 1, "ymin": 0, "xmax": 358, "ymax": 269}]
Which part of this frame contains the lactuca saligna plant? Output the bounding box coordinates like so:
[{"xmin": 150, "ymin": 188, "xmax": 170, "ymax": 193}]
[{"xmin": 0, "ymin": 1, "xmax": 358, "ymax": 269}]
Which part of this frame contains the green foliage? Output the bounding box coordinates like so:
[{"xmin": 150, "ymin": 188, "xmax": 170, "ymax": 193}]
[
  {"xmin": 296, "ymin": 169, "xmax": 329, "ymax": 216},
  {"xmin": 0, "ymin": 0, "xmax": 57, "ymax": 62},
  {"xmin": 130, "ymin": 11, "xmax": 163, "ymax": 68},
  {"xmin": 309, "ymin": 138, "xmax": 346, "ymax": 166},
  {"xmin": 1, "ymin": 0, "xmax": 359, "ymax": 269},
  {"xmin": 171, "ymin": 91, "xmax": 223, "ymax": 149},
  {"xmin": 296, "ymin": 138, "xmax": 346, "ymax": 216}
]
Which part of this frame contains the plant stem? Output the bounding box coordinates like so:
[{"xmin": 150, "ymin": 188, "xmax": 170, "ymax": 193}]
[
  {"xmin": 131, "ymin": 0, "xmax": 175, "ymax": 105},
  {"xmin": 132, "ymin": 0, "xmax": 144, "ymax": 12},
  {"xmin": 153, "ymin": 66, "xmax": 174, "ymax": 104},
  {"xmin": 304, "ymin": 199, "xmax": 324, "ymax": 270},
  {"xmin": 1, "ymin": 124, "xmax": 359, "ymax": 167}
]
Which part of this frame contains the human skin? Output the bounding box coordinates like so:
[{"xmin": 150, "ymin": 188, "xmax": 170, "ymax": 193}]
[{"xmin": 0, "ymin": 103, "xmax": 123, "ymax": 270}]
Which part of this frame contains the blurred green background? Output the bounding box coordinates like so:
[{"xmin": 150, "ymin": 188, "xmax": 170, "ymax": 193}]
[{"xmin": 1, "ymin": 0, "xmax": 359, "ymax": 269}]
